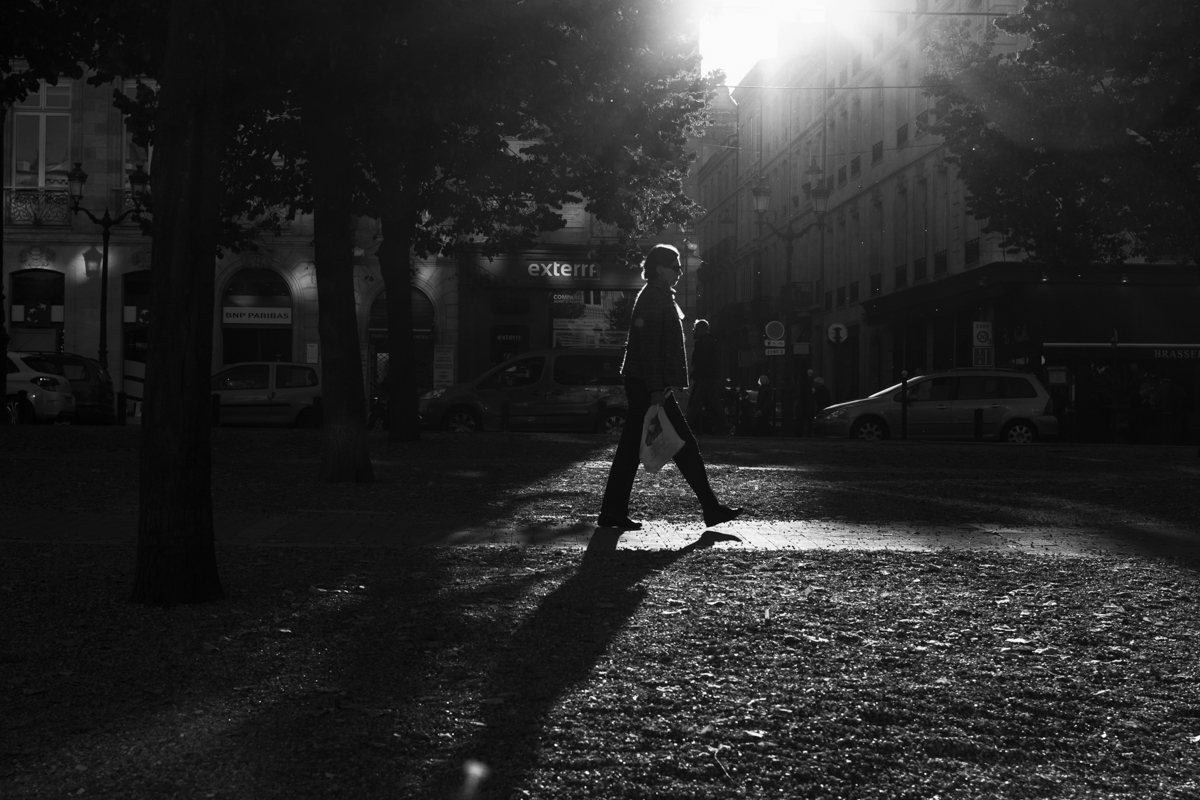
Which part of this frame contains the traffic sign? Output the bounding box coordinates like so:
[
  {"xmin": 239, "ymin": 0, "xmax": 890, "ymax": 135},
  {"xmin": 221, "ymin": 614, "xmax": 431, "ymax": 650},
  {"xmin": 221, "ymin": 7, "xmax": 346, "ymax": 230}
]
[
  {"xmin": 764, "ymin": 339, "xmax": 786, "ymax": 347},
  {"xmin": 764, "ymin": 348, "xmax": 786, "ymax": 356},
  {"xmin": 827, "ymin": 322, "xmax": 848, "ymax": 344},
  {"xmin": 765, "ymin": 320, "xmax": 785, "ymax": 340},
  {"xmin": 973, "ymin": 346, "xmax": 994, "ymax": 367}
]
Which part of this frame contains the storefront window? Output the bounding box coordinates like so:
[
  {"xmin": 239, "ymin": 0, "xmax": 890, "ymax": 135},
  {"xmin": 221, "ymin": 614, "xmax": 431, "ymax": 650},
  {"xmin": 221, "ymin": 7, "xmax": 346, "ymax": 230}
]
[{"xmin": 221, "ymin": 268, "xmax": 292, "ymax": 363}]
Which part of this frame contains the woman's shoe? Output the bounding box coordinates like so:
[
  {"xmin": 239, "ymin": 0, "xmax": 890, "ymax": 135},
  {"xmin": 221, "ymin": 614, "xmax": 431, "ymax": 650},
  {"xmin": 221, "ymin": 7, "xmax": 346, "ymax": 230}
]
[
  {"xmin": 703, "ymin": 505, "xmax": 743, "ymax": 528},
  {"xmin": 596, "ymin": 514, "xmax": 643, "ymax": 531}
]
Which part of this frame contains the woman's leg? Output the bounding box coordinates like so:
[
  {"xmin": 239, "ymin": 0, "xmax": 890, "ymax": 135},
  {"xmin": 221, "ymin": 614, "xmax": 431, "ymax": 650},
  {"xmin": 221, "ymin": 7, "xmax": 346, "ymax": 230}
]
[
  {"xmin": 660, "ymin": 392, "xmax": 720, "ymax": 513},
  {"xmin": 599, "ymin": 378, "xmax": 650, "ymax": 519}
]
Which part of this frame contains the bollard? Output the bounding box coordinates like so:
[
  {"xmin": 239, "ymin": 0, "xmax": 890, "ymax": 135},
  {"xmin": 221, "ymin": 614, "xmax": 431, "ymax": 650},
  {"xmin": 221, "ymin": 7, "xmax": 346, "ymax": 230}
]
[
  {"xmin": 500, "ymin": 399, "xmax": 511, "ymax": 432},
  {"xmin": 974, "ymin": 408, "xmax": 984, "ymax": 441},
  {"xmin": 116, "ymin": 391, "xmax": 127, "ymax": 426},
  {"xmin": 211, "ymin": 393, "xmax": 221, "ymax": 426},
  {"xmin": 900, "ymin": 371, "xmax": 908, "ymax": 440}
]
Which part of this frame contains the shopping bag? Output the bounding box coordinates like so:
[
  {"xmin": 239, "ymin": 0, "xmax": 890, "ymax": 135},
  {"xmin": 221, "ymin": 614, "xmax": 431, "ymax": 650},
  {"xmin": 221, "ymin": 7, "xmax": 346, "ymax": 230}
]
[{"xmin": 640, "ymin": 405, "xmax": 685, "ymax": 474}]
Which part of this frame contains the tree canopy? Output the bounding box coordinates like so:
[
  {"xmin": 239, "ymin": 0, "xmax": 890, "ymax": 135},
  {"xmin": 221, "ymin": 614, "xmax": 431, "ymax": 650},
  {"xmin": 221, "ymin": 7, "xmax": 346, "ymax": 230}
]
[{"xmin": 923, "ymin": 0, "xmax": 1200, "ymax": 267}]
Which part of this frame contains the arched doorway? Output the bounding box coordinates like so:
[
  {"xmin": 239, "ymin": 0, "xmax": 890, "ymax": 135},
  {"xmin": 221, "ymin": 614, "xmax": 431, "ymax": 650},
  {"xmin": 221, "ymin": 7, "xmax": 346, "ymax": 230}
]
[
  {"xmin": 368, "ymin": 288, "xmax": 436, "ymax": 393},
  {"xmin": 221, "ymin": 268, "xmax": 293, "ymax": 363},
  {"xmin": 9, "ymin": 268, "xmax": 64, "ymax": 352}
]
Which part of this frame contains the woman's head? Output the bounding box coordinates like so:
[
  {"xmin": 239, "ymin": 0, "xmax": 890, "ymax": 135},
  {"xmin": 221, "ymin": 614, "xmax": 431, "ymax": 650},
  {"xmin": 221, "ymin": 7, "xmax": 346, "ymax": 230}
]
[{"xmin": 641, "ymin": 244, "xmax": 682, "ymax": 282}]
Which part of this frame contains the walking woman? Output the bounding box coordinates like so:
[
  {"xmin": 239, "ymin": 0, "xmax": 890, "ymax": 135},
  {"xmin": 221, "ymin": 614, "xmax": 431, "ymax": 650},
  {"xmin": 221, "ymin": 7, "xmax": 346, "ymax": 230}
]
[{"xmin": 597, "ymin": 244, "xmax": 743, "ymax": 531}]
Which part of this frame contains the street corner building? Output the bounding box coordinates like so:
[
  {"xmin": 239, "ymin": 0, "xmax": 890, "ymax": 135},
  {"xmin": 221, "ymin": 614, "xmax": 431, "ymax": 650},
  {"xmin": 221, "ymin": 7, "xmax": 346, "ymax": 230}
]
[{"xmin": 690, "ymin": 0, "xmax": 1199, "ymax": 445}]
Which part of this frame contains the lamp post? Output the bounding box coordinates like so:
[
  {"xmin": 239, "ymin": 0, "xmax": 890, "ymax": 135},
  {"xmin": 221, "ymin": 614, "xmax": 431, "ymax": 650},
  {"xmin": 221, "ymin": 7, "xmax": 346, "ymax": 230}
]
[
  {"xmin": 805, "ymin": 158, "xmax": 830, "ymax": 400},
  {"xmin": 67, "ymin": 163, "xmax": 150, "ymax": 369},
  {"xmin": 751, "ymin": 176, "xmax": 811, "ymax": 436}
]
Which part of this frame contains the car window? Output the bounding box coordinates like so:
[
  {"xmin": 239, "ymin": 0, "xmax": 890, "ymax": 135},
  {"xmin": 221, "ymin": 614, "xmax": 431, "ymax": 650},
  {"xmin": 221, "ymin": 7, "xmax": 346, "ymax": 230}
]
[
  {"xmin": 277, "ymin": 365, "xmax": 319, "ymax": 389},
  {"xmin": 1002, "ymin": 377, "xmax": 1038, "ymax": 399},
  {"xmin": 57, "ymin": 361, "xmax": 90, "ymax": 381},
  {"xmin": 910, "ymin": 376, "xmax": 954, "ymax": 402},
  {"xmin": 22, "ymin": 356, "xmax": 62, "ymax": 375},
  {"xmin": 212, "ymin": 364, "xmax": 269, "ymax": 390},
  {"xmin": 596, "ymin": 355, "xmax": 623, "ymax": 386},
  {"xmin": 554, "ymin": 355, "xmax": 597, "ymax": 386},
  {"xmin": 478, "ymin": 357, "xmax": 544, "ymax": 390},
  {"xmin": 957, "ymin": 376, "xmax": 1002, "ymax": 401}
]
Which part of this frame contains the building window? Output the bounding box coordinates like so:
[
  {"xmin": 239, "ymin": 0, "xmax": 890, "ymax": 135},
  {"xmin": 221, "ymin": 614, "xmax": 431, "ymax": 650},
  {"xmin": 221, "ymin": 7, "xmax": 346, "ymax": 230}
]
[
  {"xmin": 913, "ymin": 256, "xmax": 927, "ymax": 281},
  {"xmin": 915, "ymin": 110, "xmax": 929, "ymax": 136},
  {"xmin": 6, "ymin": 80, "xmax": 72, "ymax": 226},
  {"xmin": 836, "ymin": 286, "xmax": 846, "ymax": 307},
  {"xmin": 894, "ymin": 264, "xmax": 907, "ymax": 288},
  {"xmin": 837, "ymin": 165, "xmax": 847, "ymax": 186},
  {"xmin": 839, "ymin": 67, "xmax": 848, "ymax": 87},
  {"xmin": 850, "ymin": 156, "xmax": 861, "ymax": 178},
  {"xmin": 896, "ymin": 123, "xmax": 909, "ymax": 148},
  {"xmin": 934, "ymin": 249, "xmax": 948, "ymax": 275},
  {"xmin": 897, "ymin": 13, "xmax": 908, "ymax": 34},
  {"xmin": 965, "ymin": 237, "xmax": 980, "ymax": 265},
  {"xmin": 824, "ymin": 290, "xmax": 833, "ymax": 311},
  {"xmin": 873, "ymin": 33, "xmax": 884, "ymax": 55},
  {"xmin": 870, "ymin": 273, "xmax": 882, "ymax": 295},
  {"xmin": 852, "ymin": 54, "xmax": 862, "ymax": 75},
  {"xmin": 872, "ymin": 141, "xmax": 884, "ymax": 163},
  {"xmin": 849, "ymin": 281, "xmax": 860, "ymax": 303}
]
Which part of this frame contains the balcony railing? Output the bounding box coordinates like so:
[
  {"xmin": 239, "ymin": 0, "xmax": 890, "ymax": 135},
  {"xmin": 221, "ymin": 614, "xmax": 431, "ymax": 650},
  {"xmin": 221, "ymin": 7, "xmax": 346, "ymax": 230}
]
[{"xmin": 3, "ymin": 188, "xmax": 71, "ymax": 226}]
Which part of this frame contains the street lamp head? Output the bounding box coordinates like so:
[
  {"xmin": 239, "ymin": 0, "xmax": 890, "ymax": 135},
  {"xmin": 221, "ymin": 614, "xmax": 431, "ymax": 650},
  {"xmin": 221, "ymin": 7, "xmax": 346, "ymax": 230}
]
[
  {"xmin": 127, "ymin": 163, "xmax": 151, "ymax": 206},
  {"xmin": 804, "ymin": 157, "xmax": 823, "ymax": 191},
  {"xmin": 751, "ymin": 176, "xmax": 771, "ymax": 216},
  {"xmin": 804, "ymin": 157, "xmax": 829, "ymax": 217},
  {"xmin": 67, "ymin": 163, "xmax": 88, "ymax": 205},
  {"xmin": 81, "ymin": 246, "xmax": 103, "ymax": 278}
]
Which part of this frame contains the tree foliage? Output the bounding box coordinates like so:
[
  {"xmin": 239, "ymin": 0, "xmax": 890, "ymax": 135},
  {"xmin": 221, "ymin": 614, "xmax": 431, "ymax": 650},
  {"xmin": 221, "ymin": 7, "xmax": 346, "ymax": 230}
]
[{"xmin": 923, "ymin": 0, "xmax": 1200, "ymax": 267}]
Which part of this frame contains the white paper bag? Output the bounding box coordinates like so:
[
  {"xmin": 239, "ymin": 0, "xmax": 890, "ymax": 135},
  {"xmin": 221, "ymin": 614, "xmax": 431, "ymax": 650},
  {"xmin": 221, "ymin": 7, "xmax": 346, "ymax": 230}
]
[{"xmin": 640, "ymin": 405, "xmax": 685, "ymax": 473}]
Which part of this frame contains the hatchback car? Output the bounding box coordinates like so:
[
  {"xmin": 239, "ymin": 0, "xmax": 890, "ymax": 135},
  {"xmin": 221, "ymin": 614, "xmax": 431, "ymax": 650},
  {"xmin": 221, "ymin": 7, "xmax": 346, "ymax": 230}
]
[
  {"xmin": 813, "ymin": 369, "xmax": 1058, "ymax": 443},
  {"xmin": 5, "ymin": 351, "xmax": 76, "ymax": 423},
  {"xmin": 32, "ymin": 352, "xmax": 116, "ymax": 424},
  {"xmin": 420, "ymin": 348, "xmax": 628, "ymax": 433},
  {"xmin": 210, "ymin": 362, "xmax": 322, "ymax": 427}
]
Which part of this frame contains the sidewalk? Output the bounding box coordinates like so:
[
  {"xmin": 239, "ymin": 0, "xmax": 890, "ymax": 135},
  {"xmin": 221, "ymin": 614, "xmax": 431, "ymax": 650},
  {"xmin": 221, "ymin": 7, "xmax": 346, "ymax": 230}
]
[{"xmin": 6, "ymin": 510, "xmax": 1200, "ymax": 560}]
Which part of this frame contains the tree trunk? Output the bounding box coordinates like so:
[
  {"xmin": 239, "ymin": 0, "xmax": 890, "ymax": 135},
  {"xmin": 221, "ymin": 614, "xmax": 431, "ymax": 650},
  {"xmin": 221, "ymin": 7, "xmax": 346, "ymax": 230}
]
[
  {"xmin": 131, "ymin": 0, "xmax": 225, "ymax": 605},
  {"xmin": 304, "ymin": 66, "xmax": 374, "ymax": 482},
  {"xmin": 377, "ymin": 168, "xmax": 421, "ymax": 442},
  {"xmin": 0, "ymin": 104, "xmax": 9, "ymax": 367}
]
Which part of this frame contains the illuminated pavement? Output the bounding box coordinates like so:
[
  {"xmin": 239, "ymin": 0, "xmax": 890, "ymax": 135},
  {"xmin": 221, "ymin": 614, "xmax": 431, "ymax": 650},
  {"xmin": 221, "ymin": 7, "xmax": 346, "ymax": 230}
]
[{"xmin": 11, "ymin": 511, "xmax": 1200, "ymax": 561}]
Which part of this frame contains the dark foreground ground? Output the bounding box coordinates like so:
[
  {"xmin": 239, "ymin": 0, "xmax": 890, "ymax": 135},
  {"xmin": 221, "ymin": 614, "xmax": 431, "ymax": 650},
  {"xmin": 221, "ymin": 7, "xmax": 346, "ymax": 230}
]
[{"xmin": 3, "ymin": 426, "xmax": 1200, "ymax": 798}]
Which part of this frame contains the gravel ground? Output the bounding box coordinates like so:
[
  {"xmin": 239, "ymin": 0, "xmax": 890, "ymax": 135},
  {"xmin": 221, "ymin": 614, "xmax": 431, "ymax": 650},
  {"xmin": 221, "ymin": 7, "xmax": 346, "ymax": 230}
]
[
  {"xmin": 3, "ymin": 544, "xmax": 1200, "ymax": 799},
  {"xmin": 3, "ymin": 425, "xmax": 1200, "ymax": 798}
]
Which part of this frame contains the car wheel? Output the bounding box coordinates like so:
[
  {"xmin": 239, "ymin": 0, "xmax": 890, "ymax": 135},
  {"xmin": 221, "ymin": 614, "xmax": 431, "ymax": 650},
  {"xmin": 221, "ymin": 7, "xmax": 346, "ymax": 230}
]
[
  {"xmin": 850, "ymin": 417, "xmax": 889, "ymax": 441},
  {"xmin": 444, "ymin": 407, "xmax": 481, "ymax": 433},
  {"xmin": 295, "ymin": 408, "xmax": 318, "ymax": 428},
  {"xmin": 601, "ymin": 409, "xmax": 625, "ymax": 435},
  {"xmin": 1001, "ymin": 420, "xmax": 1037, "ymax": 444},
  {"xmin": 6, "ymin": 397, "xmax": 34, "ymax": 424}
]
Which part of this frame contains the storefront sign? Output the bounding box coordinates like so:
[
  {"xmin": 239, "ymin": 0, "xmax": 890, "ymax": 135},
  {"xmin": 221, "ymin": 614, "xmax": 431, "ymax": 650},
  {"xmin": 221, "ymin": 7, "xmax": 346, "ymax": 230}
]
[
  {"xmin": 223, "ymin": 307, "xmax": 291, "ymax": 324},
  {"xmin": 527, "ymin": 261, "xmax": 598, "ymax": 279},
  {"xmin": 479, "ymin": 254, "xmax": 641, "ymax": 290},
  {"xmin": 433, "ymin": 344, "xmax": 455, "ymax": 387}
]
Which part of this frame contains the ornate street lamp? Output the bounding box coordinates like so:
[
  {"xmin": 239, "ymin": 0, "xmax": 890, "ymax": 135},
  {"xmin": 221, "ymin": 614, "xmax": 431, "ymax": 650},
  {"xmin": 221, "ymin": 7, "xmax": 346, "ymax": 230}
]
[{"xmin": 67, "ymin": 163, "xmax": 150, "ymax": 370}]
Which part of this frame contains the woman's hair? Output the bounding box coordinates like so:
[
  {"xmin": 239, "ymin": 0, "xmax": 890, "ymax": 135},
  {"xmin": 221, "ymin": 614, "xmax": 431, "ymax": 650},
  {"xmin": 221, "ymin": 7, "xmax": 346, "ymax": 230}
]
[{"xmin": 640, "ymin": 244, "xmax": 681, "ymax": 281}]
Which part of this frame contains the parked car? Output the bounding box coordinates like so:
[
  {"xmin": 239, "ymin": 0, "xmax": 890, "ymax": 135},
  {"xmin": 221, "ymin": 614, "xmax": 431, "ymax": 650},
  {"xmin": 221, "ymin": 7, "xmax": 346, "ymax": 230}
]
[
  {"xmin": 5, "ymin": 351, "xmax": 76, "ymax": 424},
  {"xmin": 210, "ymin": 362, "xmax": 322, "ymax": 428},
  {"xmin": 32, "ymin": 352, "xmax": 116, "ymax": 424},
  {"xmin": 813, "ymin": 368, "xmax": 1058, "ymax": 443},
  {"xmin": 420, "ymin": 348, "xmax": 628, "ymax": 433}
]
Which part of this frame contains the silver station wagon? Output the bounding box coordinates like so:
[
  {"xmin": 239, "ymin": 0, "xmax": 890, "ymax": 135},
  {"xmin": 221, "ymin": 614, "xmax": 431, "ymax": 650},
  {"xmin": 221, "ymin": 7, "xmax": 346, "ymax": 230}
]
[{"xmin": 813, "ymin": 369, "xmax": 1058, "ymax": 443}]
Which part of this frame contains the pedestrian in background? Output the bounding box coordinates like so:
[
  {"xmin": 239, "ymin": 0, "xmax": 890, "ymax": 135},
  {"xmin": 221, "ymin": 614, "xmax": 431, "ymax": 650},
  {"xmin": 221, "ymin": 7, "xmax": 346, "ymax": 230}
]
[
  {"xmin": 755, "ymin": 374, "xmax": 775, "ymax": 435},
  {"xmin": 685, "ymin": 319, "xmax": 729, "ymax": 435},
  {"xmin": 813, "ymin": 376, "xmax": 832, "ymax": 413},
  {"xmin": 597, "ymin": 244, "xmax": 743, "ymax": 532}
]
